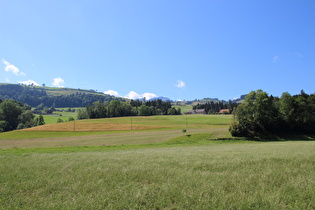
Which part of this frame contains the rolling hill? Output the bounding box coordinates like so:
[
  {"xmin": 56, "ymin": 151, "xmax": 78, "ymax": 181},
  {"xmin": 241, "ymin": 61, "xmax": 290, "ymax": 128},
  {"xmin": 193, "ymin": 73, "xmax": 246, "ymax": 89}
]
[{"xmin": 0, "ymin": 83, "xmax": 120, "ymax": 108}]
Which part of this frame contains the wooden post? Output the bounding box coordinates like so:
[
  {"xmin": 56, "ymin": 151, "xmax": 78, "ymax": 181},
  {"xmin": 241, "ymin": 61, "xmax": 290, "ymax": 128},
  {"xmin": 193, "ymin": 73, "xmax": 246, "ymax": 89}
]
[{"xmin": 130, "ymin": 116, "xmax": 132, "ymax": 131}]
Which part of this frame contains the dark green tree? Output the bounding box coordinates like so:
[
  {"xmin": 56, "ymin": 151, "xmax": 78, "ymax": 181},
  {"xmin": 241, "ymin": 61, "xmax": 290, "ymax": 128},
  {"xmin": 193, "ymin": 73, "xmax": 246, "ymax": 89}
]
[
  {"xmin": 68, "ymin": 116, "xmax": 75, "ymax": 121},
  {"xmin": 0, "ymin": 100, "xmax": 23, "ymax": 131},
  {"xmin": 230, "ymin": 90, "xmax": 278, "ymax": 137},
  {"xmin": 138, "ymin": 104, "xmax": 151, "ymax": 116},
  {"xmin": 34, "ymin": 115, "xmax": 45, "ymax": 126},
  {"xmin": 57, "ymin": 118, "xmax": 64, "ymax": 123},
  {"xmin": 107, "ymin": 100, "xmax": 122, "ymax": 117},
  {"xmin": 17, "ymin": 110, "xmax": 35, "ymax": 129}
]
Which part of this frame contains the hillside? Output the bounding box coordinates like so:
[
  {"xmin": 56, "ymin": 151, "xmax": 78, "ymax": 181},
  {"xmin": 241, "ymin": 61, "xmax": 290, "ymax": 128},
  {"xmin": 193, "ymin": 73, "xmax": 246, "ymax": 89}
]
[
  {"xmin": 0, "ymin": 83, "xmax": 106, "ymax": 96},
  {"xmin": 0, "ymin": 83, "xmax": 245, "ymax": 109},
  {"xmin": 0, "ymin": 83, "xmax": 120, "ymax": 108},
  {"xmin": 33, "ymin": 86, "xmax": 105, "ymax": 96}
]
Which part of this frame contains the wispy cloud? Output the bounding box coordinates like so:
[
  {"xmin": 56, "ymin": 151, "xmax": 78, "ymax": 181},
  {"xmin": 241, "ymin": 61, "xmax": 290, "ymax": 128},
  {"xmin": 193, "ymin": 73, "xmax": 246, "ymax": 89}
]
[
  {"xmin": 2, "ymin": 59, "xmax": 25, "ymax": 76},
  {"xmin": 175, "ymin": 80, "xmax": 186, "ymax": 88},
  {"xmin": 273, "ymin": 56, "xmax": 279, "ymax": 63},
  {"xmin": 52, "ymin": 77, "xmax": 65, "ymax": 87},
  {"xmin": 19, "ymin": 80, "xmax": 40, "ymax": 86},
  {"xmin": 104, "ymin": 90, "xmax": 157, "ymax": 100},
  {"xmin": 293, "ymin": 52, "xmax": 303, "ymax": 58}
]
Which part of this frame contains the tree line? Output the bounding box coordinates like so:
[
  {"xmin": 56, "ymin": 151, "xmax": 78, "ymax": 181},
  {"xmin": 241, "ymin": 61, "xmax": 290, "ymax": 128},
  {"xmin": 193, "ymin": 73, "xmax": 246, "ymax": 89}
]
[
  {"xmin": 0, "ymin": 99, "xmax": 45, "ymax": 132},
  {"xmin": 230, "ymin": 90, "xmax": 315, "ymax": 137},
  {"xmin": 193, "ymin": 101, "xmax": 239, "ymax": 114},
  {"xmin": 0, "ymin": 84, "xmax": 119, "ymax": 108},
  {"xmin": 77, "ymin": 99, "xmax": 181, "ymax": 119}
]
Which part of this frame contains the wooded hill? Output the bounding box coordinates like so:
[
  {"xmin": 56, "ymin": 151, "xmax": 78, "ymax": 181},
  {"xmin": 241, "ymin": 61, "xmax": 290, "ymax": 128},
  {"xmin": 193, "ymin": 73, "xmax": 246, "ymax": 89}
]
[
  {"xmin": 0, "ymin": 83, "xmax": 119, "ymax": 108},
  {"xmin": 0, "ymin": 83, "xmax": 245, "ymax": 109}
]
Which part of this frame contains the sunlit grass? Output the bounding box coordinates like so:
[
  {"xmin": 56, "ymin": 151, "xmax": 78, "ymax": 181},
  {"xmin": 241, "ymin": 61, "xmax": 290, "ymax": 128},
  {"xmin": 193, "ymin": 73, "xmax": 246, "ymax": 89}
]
[
  {"xmin": 0, "ymin": 141, "xmax": 314, "ymax": 209},
  {"xmin": 0, "ymin": 114, "xmax": 314, "ymax": 208},
  {"xmin": 0, "ymin": 127, "xmax": 232, "ymax": 149},
  {"xmin": 40, "ymin": 111, "xmax": 77, "ymax": 124}
]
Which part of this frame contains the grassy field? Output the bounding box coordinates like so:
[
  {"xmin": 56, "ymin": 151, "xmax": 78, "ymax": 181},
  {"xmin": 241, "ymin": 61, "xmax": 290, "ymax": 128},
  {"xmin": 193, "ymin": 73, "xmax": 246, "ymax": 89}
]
[
  {"xmin": 31, "ymin": 86, "xmax": 104, "ymax": 96},
  {"xmin": 0, "ymin": 115, "xmax": 314, "ymax": 209},
  {"xmin": 0, "ymin": 141, "xmax": 314, "ymax": 209},
  {"xmin": 40, "ymin": 111, "xmax": 77, "ymax": 124},
  {"xmin": 172, "ymin": 104, "xmax": 193, "ymax": 114},
  {"xmin": 0, "ymin": 115, "xmax": 232, "ymax": 148}
]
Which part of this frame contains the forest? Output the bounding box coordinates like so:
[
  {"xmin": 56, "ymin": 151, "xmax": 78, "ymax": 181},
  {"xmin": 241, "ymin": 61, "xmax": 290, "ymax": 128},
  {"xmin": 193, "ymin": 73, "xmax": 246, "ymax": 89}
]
[
  {"xmin": 77, "ymin": 99, "xmax": 181, "ymax": 119},
  {"xmin": 230, "ymin": 89, "xmax": 315, "ymax": 137},
  {"xmin": 193, "ymin": 100, "xmax": 239, "ymax": 114}
]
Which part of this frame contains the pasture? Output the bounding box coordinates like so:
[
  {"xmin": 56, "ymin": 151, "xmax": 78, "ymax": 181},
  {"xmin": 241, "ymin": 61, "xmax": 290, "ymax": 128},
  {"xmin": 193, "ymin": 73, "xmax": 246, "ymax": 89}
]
[
  {"xmin": 40, "ymin": 110, "xmax": 77, "ymax": 124},
  {"xmin": 0, "ymin": 115, "xmax": 232, "ymax": 149},
  {"xmin": 0, "ymin": 115, "xmax": 314, "ymax": 209}
]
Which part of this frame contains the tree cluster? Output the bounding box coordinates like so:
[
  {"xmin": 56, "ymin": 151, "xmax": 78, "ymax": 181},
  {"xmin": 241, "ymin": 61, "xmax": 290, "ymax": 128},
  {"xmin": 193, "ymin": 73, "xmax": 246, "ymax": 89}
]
[
  {"xmin": 77, "ymin": 99, "xmax": 181, "ymax": 119},
  {"xmin": 0, "ymin": 84, "xmax": 119, "ymax": 108},
  {"xmin": 193, "ymin": 101, "xmax": 238, "ymax": 114},
  {"xmin": 0, "ymin": 99, "xmax": 45, "ymax": 132},
  {"xmin": 230, "ymin": 90, "xmax": 315, "ymax": 137}
]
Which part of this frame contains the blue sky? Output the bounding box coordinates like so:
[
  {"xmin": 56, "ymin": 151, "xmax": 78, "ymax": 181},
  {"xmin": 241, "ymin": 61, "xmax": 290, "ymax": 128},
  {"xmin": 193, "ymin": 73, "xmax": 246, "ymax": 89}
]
[{"xmin": 1, "ymin": 0, "xmax": 314, "ymax": 101}]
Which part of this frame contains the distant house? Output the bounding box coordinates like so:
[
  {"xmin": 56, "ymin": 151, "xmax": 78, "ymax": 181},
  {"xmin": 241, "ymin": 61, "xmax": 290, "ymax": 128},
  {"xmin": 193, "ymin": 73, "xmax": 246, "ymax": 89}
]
[
  {"xmin": 185, "ymin": 109, "xmax": 206, "ymax": 115},
  {"xmin": 32, "ymin": 110, "xmax": 42, "ymax": 115},
  {"xmin": 46, "ymin": 109, "xmax": 54, "ymax": 115},
  {"xmin": 184, "ymin": 110, "xmax": 194, "ymax": 114},
  {"xmin": 219, "ymin": 109, "xmax": 230, "ymax": 114}
]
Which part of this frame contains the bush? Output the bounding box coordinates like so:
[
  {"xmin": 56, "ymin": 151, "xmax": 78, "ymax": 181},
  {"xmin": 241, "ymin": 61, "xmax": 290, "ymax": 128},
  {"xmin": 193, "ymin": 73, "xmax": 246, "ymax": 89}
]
[
  {"xmin": 57, "ymin": 118, "xmax": 64, "ymax": 123},
  {"xmin": 68, "ymin": 117, "xmax": 75, "ymax": 121}
]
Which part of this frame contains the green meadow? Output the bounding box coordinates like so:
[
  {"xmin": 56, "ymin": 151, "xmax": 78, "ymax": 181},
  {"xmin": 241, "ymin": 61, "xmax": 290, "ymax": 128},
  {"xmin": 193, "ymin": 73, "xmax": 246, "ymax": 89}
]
[
  {"xmin": 0, "ymin": 115, "xmax": 314, "ymax": 209},
  {"xmin": 39, "ymin": 109, "xmax": 78, "ymax": 124}
]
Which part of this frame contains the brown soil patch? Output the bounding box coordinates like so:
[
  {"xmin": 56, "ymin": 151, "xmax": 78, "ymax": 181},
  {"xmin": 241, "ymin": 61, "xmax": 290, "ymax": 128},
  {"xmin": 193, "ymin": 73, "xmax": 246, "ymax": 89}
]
[{"xmin": 25, "ymin": 122, "xmax": 165, "ymax": 132}]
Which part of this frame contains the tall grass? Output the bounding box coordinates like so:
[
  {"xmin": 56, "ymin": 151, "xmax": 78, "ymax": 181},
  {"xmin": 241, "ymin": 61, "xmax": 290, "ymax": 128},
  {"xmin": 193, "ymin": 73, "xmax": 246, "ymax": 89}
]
[{"xmin": 0, "ymin": 141, "xmax": 314, "ymax": 209}]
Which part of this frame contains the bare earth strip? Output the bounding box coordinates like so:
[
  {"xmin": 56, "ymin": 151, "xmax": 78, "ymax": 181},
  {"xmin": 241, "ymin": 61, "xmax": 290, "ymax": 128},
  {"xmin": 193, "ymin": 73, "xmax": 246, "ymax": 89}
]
[
  {"xmin": 0, "ymin": 127, "xmax": 228, "ymax": 149},
  {"xmin": 25, "ymin": 122, "xmax": 166, "ymax": 131}
]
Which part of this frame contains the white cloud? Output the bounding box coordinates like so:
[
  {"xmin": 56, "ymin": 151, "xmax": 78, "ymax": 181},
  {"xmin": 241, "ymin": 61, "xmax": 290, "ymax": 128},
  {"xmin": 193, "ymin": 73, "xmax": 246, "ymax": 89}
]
[
  {"xmin": 104, "ymin": 90, "xmax": 158, "ymax": 100},
  {"xmin": 175, "ymin": 80, "xmax": 186, "ymax": 88},
  {"xmin": 104, "ymin": 90, "xmax": 121, "ymax": 97},
  {"xmin": 126, "ymin": 91, "xmax": 158, "ymax": 100},
  {"xmin": 52, "ymin": 77, "xmax": 65, "ymax": 87},
  {"xmin": 141, "ymin": 92, "xmax": 158, "ymax": 100},
  {"xmin": 273, "ymin": 55, "xmax": 279, "ymax": 63},
  {"xmin": 2, "ymin": 59, "xmax": 25, "ymax": 76},
  {"xmin": 126, "ymin": 91, "xmax": 141, "ymax": 100},
  {"xmin": 19, "ymin": 80, "xmax": 40, "ymax": 86}
]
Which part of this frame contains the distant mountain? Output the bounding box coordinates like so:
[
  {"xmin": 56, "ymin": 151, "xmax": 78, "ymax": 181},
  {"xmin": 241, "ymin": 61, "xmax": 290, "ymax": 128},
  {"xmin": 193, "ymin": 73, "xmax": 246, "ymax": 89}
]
[
  {"xmin": 149, "ymin": 96, "xmax": 172, "ymax": 102},
  {"xmin": 231, "ymin": 94, "xmax": 247, "ymax": 103},
  {"xmin": 202, "ymin": 97, "xmax": 219, "ymax": 101}
]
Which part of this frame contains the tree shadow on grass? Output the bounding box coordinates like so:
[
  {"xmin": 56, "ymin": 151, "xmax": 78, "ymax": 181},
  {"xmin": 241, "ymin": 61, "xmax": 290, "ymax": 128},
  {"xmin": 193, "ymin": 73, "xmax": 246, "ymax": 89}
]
[
  {"xmin": 247, "ymin": 134, "xmax": 315, "ymax": 142},
  {"xmin": 217, "ymin": 134, "xmax": 315, "ymax": 142}
]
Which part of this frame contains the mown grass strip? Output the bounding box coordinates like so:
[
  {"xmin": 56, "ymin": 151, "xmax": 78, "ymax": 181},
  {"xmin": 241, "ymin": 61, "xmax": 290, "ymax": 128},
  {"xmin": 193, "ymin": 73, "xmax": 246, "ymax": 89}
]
[{"xmin": 0, "ymin": 134, "xmax": 247, "ymax": 155}]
